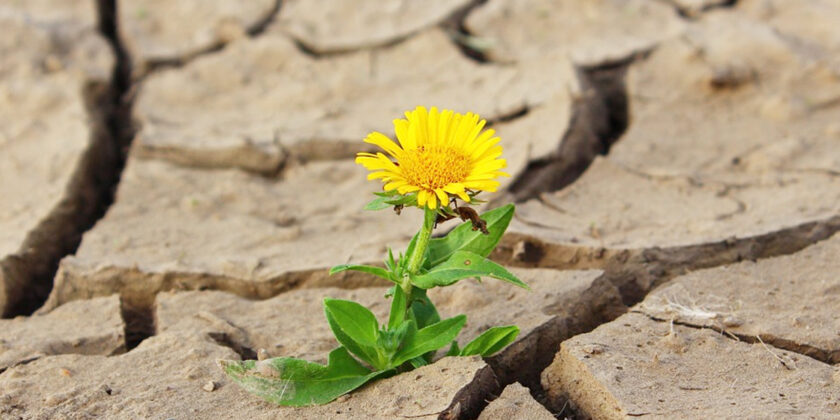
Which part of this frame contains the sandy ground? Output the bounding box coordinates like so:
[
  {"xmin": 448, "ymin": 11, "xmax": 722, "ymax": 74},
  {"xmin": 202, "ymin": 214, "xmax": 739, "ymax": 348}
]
[{"xmin": 2, "ymin": 0, "xmax": 840, "ymax": 418}]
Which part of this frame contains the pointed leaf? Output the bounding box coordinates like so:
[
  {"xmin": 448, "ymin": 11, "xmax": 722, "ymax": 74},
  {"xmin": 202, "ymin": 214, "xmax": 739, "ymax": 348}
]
[
  {"xmin": 400, "ymin": 232, "xmax": 421, "ymax": 272},
  {"xmin": 385, "ymin": 192, "xmax": 418, "ymax": 206},
  {"xmin": 323, "ymin": 299, "xmax": 383, "ymax": 368},
  {"xmin": 365, "ymin": 192, "xmax": 418, "ymax": 210},
  {"xmin": 386, "ymin": 248, "xmax": 396, "ymax": 272},
  {"xmin": 391, "ymin": 315, "xmax": 466, "ymax": 367},
  {"xmin": 408, "ymin": 356, "xmax": 428, "ymax": 369},
  {"xmin": 408, "ymin": 288, "xmax": 440, "ymax": 329},
  {"xmin": 411, "ymin": 251, "xmax": 529, "ymax": 290},
  {"xmin": 427, "ymin": 204, "xmax": 514, "ymax": 267},
  {"xmin": 460, "ymin": 326, "xmax": 519, "ymax": 357},
  {"xmin": 388, "ymin": 286, "xmax": 407, "ymax": 330},
  {"xmin": 329, "ymin": 264, "xmax": 395, "ymax": 283},
  {"xmin": 220, "ymin": 347, "xmax": 385, "ymax": 406},
  {"xmin": 364, "ymin": 195, "xmax": 394, "ymax": 211},
  {"xmin": 445, "ymin": 341, "xmax": 461, "ymax": 357}
]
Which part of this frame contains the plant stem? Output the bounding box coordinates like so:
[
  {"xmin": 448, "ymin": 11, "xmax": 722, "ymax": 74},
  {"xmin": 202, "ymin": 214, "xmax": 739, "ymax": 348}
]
[
  {"xmin": 406, "ymin": 207, "xmax": 436, "ymax": 275},
  {"xmin": 401, "ymin": 207, "xmax": 436, "ymax": 313}
]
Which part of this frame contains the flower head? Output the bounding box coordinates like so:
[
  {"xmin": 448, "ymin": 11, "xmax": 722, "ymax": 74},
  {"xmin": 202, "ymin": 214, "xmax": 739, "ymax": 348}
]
[{"xmin": 356, "ymin": 106, "xmax": 509, "ymax": 209}]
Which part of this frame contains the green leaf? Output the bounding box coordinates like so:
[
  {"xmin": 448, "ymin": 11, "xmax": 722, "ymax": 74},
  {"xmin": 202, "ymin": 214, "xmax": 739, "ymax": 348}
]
[
  {"xmin": 391, "ymin": 315, "xmax": 466, "ymax": 367},
  {"xmin": 408, "ymin": 288, "xmax": 440, "ymax": 329},
  {"xmin": 386, "ymin": 192, "xmax": 418, "ymax": 206},
  {"xmin": 408, "ymin": 356, "xmax": 428, "ymax": 369},
  {"xmin": 411, "ymin": 251, "xmax": 529, "ymax": 290},
  {"xmin": 329, "ymin": 264, "xmax": 395, "ymax": 283},
  {"xmin": 377, "ymin": 320, "xmax": 411, "ymax": 355},
  {"xmin": 364, "ymin": 195, "xmax": 394, "ymax": 211},
  {"xmin": 220, "ymin": 347, "xmax": 385, "ymax": 406},
  {"xmin": 400, "ymin": 232, "xmax": 422, "ymax": 272},
  {"xmin": 427, "ymin": 204, "xmax": 514, "ymax": 267},
  {"xmin": 445, "ymin": 341, "xmax": 461, "ymax": 357},
  {"xmin": 323, "ymin": 299, "xmax": 384, "ymax": 369},
  {"xmin": 460, "ymin": 326, "xmax": 519, "ymax": 357},
  {"xmin": 406, "ymin": 288, "xmax": 441, "ymax": 363},
  {"xmin": 364, "ymin": 192, "xmax": 418, "ymax": 210},
  {"xmin": 387, "ymin": 286, "xmax": 407, "ymax": 330},
  {"xmin": 385, "ymin": 248, "xmax": 396, "ymax": 272}
]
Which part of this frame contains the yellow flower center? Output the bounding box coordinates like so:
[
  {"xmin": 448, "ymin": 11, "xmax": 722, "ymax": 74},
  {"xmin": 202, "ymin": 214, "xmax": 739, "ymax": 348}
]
[{"xmin": 400, "ymin": 145, "xmax": 472, "ymax": 190}]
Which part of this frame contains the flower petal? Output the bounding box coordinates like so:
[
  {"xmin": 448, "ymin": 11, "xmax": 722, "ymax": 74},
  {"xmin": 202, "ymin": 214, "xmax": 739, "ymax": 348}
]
[
  {"xmin": 470, "ymin": 135, "xmax": 500, "ymax": 160},
  {"xmin": 464, "ymin": 180, "xmax": 501, "ymax": 192},
  {"xmin": 364, "ymin": 132, "xmax": 403, "ymax": 158},
  {"xmin": 393, "ymin": 119, "xmax": 416, "ymax": 150},
  {"xmin": 473, "ymin": 158, "xmax": 507, "ymax": 174},
  {"xmin": 384, "ymin": 180, "xmax": 406, "ymax": 191},
  {"xmin": 426, "ymin": 191, "xmax": 437, "ymax": 209},
  {"xmin": 367, "ymin": 171, "xmax": 392, "ymax": 180},
  {"xmin": 397, "ymin": 184, "xmax": 421, "ymax": 194},
  {"xmin": 434, "ymin": 188, "xmax": 448, "ymax": 206},
  {"xmin": 417, "ymin": 189, "xmax": 429, "ymax": 207}
]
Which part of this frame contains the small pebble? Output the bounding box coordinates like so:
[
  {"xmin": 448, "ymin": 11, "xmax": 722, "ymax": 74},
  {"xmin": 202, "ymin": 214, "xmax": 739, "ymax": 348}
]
[
  {"xmin": 582, "ymin": 344, "xmax": 605, "ymax": 355},
  {"xmin": 203, "ymin": 381, "xmax": 217, "ymax": 392}
]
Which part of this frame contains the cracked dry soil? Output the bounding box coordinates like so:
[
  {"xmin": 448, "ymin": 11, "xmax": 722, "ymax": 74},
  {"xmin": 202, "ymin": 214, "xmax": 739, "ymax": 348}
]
[{"xmin": 2, "ymin": 0, "xmax": 840, "ymax": 419}]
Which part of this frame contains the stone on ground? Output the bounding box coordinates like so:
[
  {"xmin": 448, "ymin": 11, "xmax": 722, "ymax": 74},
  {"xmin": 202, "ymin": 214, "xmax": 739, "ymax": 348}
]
[
  {"xmin": 541, "ymin": 312, "xmax": 840, "ymax": 419},
  {"xmin": 0, "ymin": 296, "xmax": 124, "ymax": 372},
  {"xmin": 0, "ymin": 1, "xmax": 113, "ymax": 316}
]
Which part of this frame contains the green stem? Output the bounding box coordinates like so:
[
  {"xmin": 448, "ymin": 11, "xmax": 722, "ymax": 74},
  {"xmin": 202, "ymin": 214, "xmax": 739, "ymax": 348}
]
[
  {"xmin": 401, "ymin": 207, "xmax": 436, "ymax": 316},
  {"xmin": 406, "ymin": 207, "xmax": 436, "ymax": 275}
]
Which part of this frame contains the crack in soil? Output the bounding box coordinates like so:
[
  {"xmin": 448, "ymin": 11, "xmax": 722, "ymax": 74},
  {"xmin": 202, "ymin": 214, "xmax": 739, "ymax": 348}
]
[
  {"xmin": 478, "ymin": 213, "xmax": 840, "ymax": 417},
  {"xmin": 120, "ymin": 295, "xmax": 154, "ymax": 351},
  {"xmin": 138, "ymin": 0, "xmax": 282, "ymax": 76},
  {"xmin": 1, "ymin": 0, "xmax": 135, "ymax": 317},
  {"xmin": 468, "ymin": 275, "xmax": 626, "ymax": 420},
  {"xmin": 0, "ymin": 356, "xmax": 41, "ymax": 377},
  {"xmin": 505, "ymin": 61, "xmax": 630, "ymax": 203},
  {"xmin": 637, "ymin": 311, "xmax": 840, "ymax": 365},
  {"xmin": 518, "ymin": 216, "xmax": 840, "ymax": 417},
  {"xmin": 207, "ymin": 331, "xmax": 258, "ymax": 360},
  {"xmin": 440, "ymin": 0, "xmax": 490, "ymax": 64},
  {"xmin": 283, "ymin": 0, "xmax": 488, "ymax": 61},
  {"xmin": 46, "ymin": 264, "xmax": 391, "ymax": 349},
  {"xmin": 657, "ymin": 0, "xmax": 739, "ymax": 19}
]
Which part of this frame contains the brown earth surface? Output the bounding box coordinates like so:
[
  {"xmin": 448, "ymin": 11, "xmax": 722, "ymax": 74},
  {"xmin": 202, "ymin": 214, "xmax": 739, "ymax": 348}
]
[
  {"xmin": 2, "ymin": 0, "xmax": 840, "ymax": 419},
  {"xmin": 0, "ymin": 1, "xmax": 117, "ymax": 317}
]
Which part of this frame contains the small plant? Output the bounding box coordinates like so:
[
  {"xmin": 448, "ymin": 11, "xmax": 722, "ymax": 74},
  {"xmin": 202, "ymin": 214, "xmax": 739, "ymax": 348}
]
[{"xmin": 220, "ymin": 106, "xmax": 528, "ymax": 406}]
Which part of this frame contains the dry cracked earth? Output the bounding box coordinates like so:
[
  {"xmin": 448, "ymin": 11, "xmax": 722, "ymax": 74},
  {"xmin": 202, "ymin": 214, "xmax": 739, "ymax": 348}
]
[{"xmin": 2, "ymin": 0, "xmax": 840, "ymax": 418}]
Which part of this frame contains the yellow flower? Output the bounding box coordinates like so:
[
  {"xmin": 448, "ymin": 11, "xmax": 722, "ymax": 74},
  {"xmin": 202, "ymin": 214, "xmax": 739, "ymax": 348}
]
[{"xmin": 356, "ymin": 106, "xmax": 509, "ymax": 209}]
